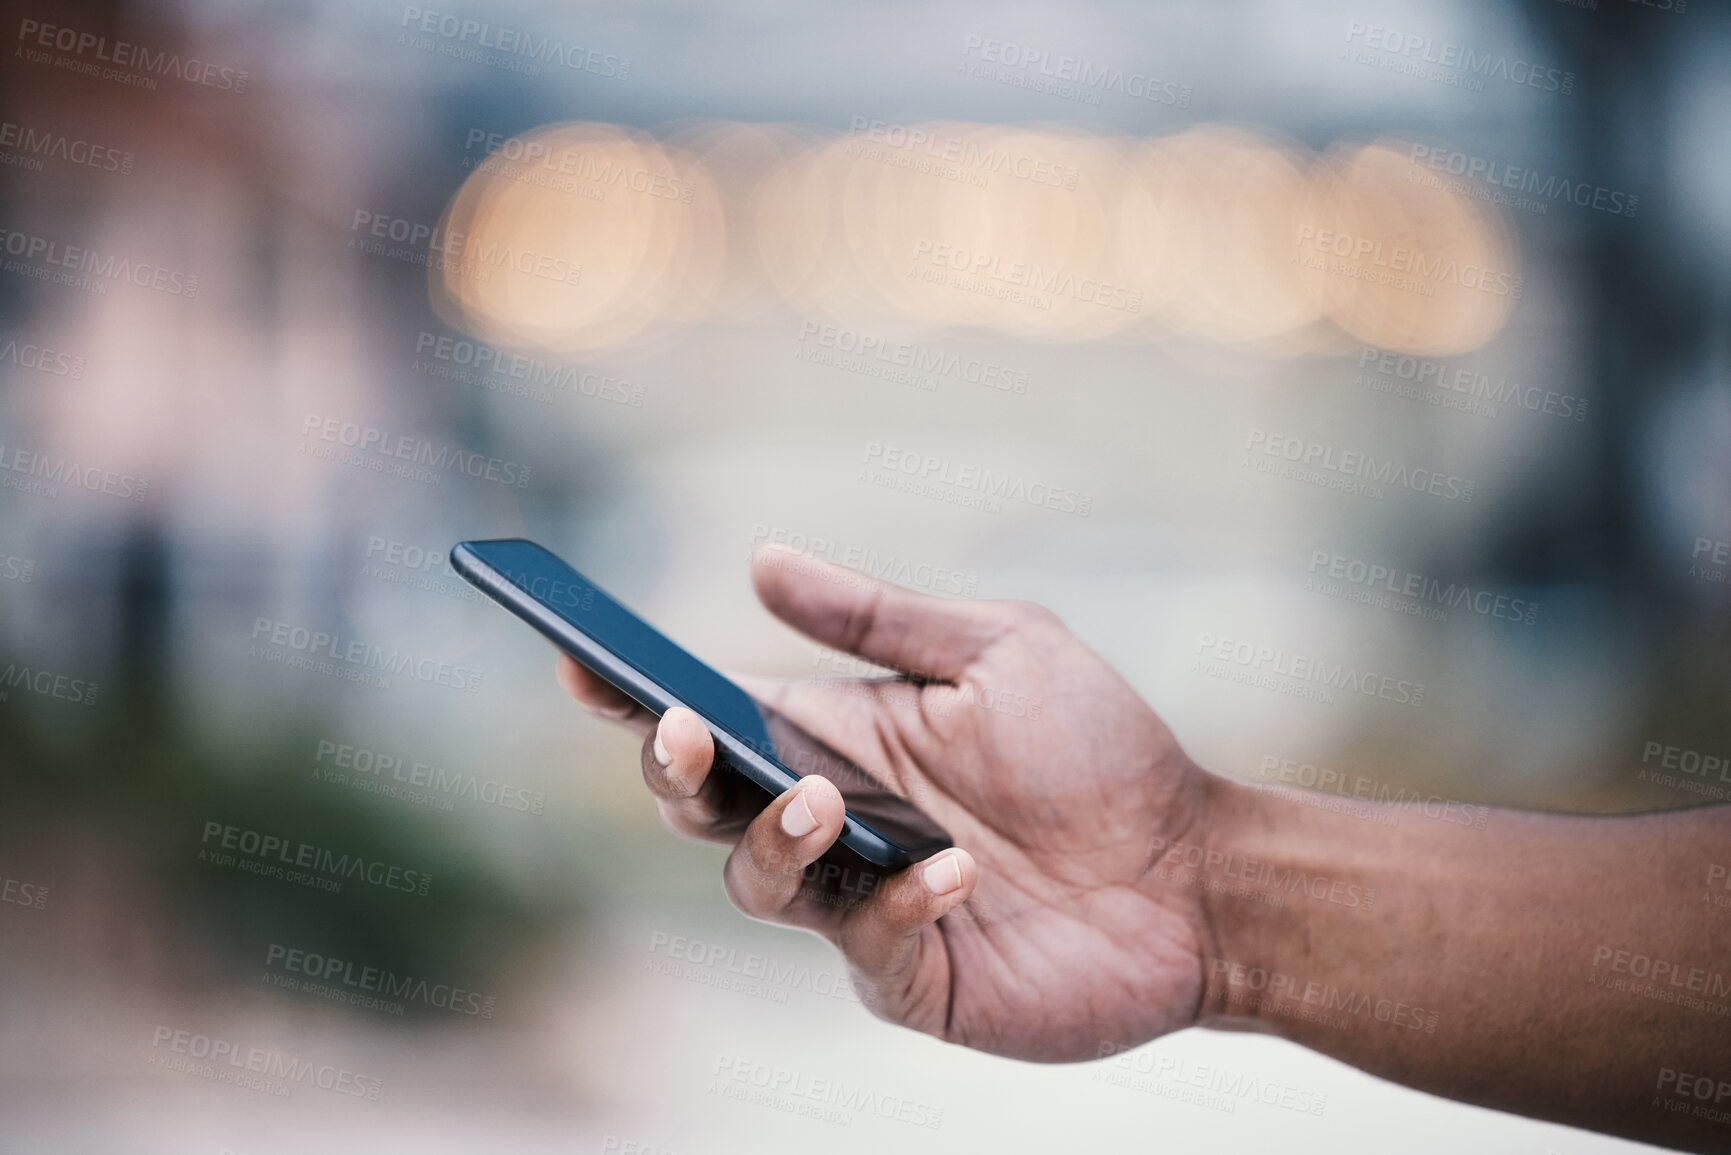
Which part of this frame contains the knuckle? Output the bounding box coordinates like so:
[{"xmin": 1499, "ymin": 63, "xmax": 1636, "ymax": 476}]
[
  {"xmin": 638, "ymin": 754, "xmax": 673, "ymax": 796},
  {"xmin": 641, "ymin": 745, "xmax": 706, "ymax": 801},
  {"xmin": 1004, "ymin": 600, "xmax": 1060, "ymax": 632},
  {"xmin": 836, "ymin": 919, "xmax": 900, "ymax": 987},
  {"xmin": 746, "ymin": 828, "xmax": 802, "ymax": 877},
  {"xmin": 655, "ymin": 799, "xmax": 699, "ymax": 839},
  {"xmin": 720, "ymin": 868, "xmax": 757, "ymax": 914},
  {"xmin": 722, "ymin": 855, "xmax": 782, "ymax": 918},
  {"xmin": 657, "ymin": 797, "xmax": 716, "ymax": 839}
]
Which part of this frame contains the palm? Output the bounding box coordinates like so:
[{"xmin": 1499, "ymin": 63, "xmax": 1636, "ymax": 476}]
[{"xmin": 748, "ymin": 603, "xmax": 1213, "ymax": 1061}]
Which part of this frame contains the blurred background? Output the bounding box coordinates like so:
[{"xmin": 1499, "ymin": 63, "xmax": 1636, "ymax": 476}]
[{"xmin": 0, "ymin": 0, "xmax": 1727, "ymax": 1150}]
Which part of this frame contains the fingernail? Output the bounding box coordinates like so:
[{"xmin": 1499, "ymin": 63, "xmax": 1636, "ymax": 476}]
[
  {"xmin": 780, "ymin": 786, "xmax": 820, "ymax": 837},
  {"xmin": 923, "ymin": 853, "xmax": 964, "ymax": 896},
  {"xmin": 653, "ymin": 732, "xmax": 671, "ymax": 767}
]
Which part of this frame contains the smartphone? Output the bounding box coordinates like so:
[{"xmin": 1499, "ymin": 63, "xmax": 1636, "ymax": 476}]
[{"xmin": 451, "ymin": 538, "xmax": 952, "ymax": 870}]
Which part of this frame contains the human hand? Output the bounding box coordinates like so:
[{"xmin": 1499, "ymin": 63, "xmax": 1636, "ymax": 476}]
[{"xmin": 557, "ymin": 544, "xmax": 1224, "ymax": 1061}]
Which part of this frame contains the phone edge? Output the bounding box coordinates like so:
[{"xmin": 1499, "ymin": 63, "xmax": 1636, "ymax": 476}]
[{"xmin": 451, "ymin": 540, "xmax": 937, "ymax": 871}]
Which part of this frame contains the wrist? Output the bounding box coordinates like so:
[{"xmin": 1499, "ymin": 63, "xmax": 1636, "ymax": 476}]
[
  {"xmin": 1187, "ymin": 772, "xmax": 1439, "ymax": 1046},
  {"xmin": 1188, "ymin": 773, "xmax": 1286, "ymax": 1029}
]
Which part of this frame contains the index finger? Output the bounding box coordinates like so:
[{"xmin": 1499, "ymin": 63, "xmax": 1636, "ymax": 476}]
[{"xmin": 556, "ymin": 652, "xmax": 657, "ymax": 736}]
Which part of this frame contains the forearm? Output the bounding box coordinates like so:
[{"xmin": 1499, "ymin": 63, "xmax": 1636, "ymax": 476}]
[{"xmin": 1190, "ymin": 774, "xmax": 1731, "ymax": 1152}]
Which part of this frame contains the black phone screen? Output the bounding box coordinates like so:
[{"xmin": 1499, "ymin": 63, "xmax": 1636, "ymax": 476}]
[
  {"xmin": 459, "ymin": 538, "xmax": 775, "ymax": 752},
  {"xmin": 455, "ymin": 539, "xmax": 951, "ymax": 854}
]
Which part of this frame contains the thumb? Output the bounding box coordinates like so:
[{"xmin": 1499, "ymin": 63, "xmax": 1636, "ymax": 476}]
[
  {"xmin": 836, "ymin": 848, "xmax": 979, "ymax": 1023},
  {"xmin": 750, "ymin": 544, "xmax": 1010, "ymax": 682}
]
